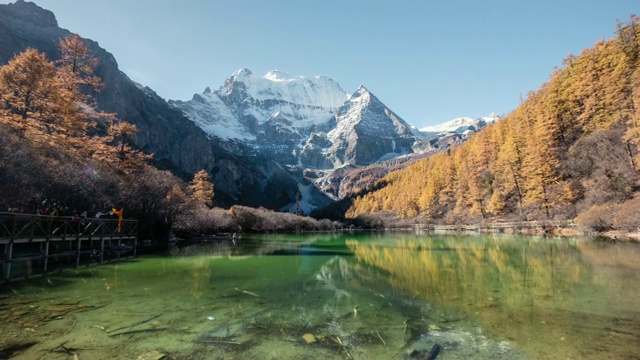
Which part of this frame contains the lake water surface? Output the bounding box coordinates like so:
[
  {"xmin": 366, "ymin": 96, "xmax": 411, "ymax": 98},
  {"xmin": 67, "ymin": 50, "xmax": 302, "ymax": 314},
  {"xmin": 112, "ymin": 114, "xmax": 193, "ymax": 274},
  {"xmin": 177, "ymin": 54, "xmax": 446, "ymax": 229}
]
[{"xmin": 1, "ymin": 232, "xmax": 639, "ymax": 359}]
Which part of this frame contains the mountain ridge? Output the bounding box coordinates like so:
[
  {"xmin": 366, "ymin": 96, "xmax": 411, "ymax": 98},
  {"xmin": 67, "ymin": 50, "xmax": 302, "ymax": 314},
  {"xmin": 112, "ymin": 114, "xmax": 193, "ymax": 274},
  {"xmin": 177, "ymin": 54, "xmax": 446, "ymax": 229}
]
[{"xmin": 172, "ymin": 67, "xmax": 497, "ymax": 172}]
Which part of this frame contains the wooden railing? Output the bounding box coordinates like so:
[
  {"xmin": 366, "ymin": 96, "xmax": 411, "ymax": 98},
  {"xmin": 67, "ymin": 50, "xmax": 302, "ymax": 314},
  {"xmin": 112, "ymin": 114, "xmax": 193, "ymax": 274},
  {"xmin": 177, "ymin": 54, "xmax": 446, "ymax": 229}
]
[{"xmin": 0, "ymin": 212, "xmax": 138, "ymax": 284}]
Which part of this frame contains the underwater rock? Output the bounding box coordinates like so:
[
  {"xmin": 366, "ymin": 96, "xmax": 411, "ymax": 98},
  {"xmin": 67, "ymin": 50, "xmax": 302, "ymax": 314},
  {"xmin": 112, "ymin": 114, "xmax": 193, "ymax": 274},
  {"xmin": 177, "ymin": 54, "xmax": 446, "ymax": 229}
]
[
  {"xmin": 404, "ymin": 344, "xmax": 441, "ymax": 359},
  {"xmin": 425, "ymin": 344, "xmax": 442, "ymax": 360},
  {"xmin": 406, "ymin": 348, "xmax": 420, "ymax": 357},
  {"xmin": 136, "ymin": 350, "xmax": 167, "ymax": 360}
]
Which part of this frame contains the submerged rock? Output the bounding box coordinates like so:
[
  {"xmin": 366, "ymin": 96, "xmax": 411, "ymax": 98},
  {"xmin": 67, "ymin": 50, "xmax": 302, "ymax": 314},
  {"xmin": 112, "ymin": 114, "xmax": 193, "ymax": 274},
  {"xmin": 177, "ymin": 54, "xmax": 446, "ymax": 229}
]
[{"xmin": 136, "ymin": 350, "xmax": 167, "ymax": 360}]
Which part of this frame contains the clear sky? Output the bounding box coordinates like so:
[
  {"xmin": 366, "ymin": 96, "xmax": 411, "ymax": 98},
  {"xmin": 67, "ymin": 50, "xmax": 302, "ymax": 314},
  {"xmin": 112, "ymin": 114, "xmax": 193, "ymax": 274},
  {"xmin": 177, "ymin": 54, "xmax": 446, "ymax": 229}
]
[{"xmin": 5, "ymin": 0, "xmax": 637, "ymax": 127}]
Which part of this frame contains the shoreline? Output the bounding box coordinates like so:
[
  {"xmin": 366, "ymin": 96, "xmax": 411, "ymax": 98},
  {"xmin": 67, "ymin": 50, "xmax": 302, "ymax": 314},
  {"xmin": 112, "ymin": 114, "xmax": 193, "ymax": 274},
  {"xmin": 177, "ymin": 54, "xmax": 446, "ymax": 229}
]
[{"xmin": 382, "ymin": 222, "xmax": 640, "ymax": 243}]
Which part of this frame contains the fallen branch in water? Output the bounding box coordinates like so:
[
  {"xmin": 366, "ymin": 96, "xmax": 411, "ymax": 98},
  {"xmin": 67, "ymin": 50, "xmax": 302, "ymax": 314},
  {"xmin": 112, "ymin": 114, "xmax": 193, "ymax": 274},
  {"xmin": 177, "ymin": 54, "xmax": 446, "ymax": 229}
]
[
  {"xmin": 108, "ymin": 327, "xmax": 168, "ymax": 337},
  {"xmin": 335, "ymin": 336, "xmax": 352, "ymax": 359},
  {"xmin": 234, "ymin": 287, "xmax": 259, "ymax": 297},
  {"xmin": 42, "ymin": 342, "xmax": 100, "ymax": 355},
  {"xmin": 65, "ymin": 315, "xmax": 77, "ymax": 334},
  {"xmin": 375, "ymin": 330, "xmax": 386, "ymax": 346},
  {"xmin": 107, "ymin": 314, "xmax": 161, "ymax": 334},
  {"xmin": 200, "ymin": 339, "xmax": 240, "ymax": 345}
]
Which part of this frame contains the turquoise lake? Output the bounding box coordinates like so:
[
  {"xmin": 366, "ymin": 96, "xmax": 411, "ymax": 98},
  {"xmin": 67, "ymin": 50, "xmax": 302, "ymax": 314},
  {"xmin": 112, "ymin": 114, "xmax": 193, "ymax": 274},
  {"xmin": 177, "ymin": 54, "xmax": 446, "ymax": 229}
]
[{"xmin": 1, "ymin": 232, "xmax": 639, "ymax": 359}]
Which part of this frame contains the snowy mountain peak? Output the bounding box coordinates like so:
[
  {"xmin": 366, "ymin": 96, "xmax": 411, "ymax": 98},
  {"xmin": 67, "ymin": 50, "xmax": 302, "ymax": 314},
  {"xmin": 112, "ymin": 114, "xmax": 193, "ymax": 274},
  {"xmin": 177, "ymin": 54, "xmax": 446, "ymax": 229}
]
[
  {"xmin": 319, "ymin": 86, "xmax": 415, "ymax": 167},
  {"xmin": 264, "ymin": 70, "xmax": 294, "ymax": 82},
  {"xmin": 218, "ymin": 69, "xmax": 349, "ymax": 108},
  {"xmin": 172, "ymin": 69, "xmax": 351, "ymax": 148},
  {"xmin": 231, "ymin": 68, "xmax": 255, "ymax": 81},
  {"xmin": 349, "ymin": 85, "xmax": 373, "ymax": 104},
  {"xmin": 483, "ymin": 113, "xmax": 500, "ymax": 123},
  {"xmin": 418, "ymin": 114, "xmax": 499, "ymax": 135}
]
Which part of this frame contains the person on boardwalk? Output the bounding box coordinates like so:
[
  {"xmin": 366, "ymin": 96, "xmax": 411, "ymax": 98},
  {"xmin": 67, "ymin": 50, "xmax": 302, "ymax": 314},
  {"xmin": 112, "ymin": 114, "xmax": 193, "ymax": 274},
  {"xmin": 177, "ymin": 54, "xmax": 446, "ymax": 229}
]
[{"xmin": 112, "ymin": 207, "xmax": 124, "ymax": 233}]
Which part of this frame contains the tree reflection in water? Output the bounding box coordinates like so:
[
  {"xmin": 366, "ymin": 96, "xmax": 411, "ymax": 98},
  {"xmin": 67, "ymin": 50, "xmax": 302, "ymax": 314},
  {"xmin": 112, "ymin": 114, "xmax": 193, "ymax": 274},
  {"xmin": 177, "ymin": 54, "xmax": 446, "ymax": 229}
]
[{"xmin": 346, "ymin": 234, "xmax": 640, "ymax": 359}]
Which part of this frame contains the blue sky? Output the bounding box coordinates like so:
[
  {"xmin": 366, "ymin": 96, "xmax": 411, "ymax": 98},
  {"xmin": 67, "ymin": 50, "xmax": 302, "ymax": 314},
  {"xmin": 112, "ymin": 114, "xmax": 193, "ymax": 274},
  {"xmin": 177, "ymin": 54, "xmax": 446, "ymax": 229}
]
[{"xmin": 7, "ymin": 0, "xmax": 638, "ymax": 127}]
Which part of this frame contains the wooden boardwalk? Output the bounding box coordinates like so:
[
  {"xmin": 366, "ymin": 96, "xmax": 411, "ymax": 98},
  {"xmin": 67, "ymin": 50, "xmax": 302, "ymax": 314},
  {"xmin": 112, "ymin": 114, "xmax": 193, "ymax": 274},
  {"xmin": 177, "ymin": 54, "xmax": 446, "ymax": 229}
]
[{"xmin": 0, "ymin": 212, "xmax": 138, "ymax": 284}]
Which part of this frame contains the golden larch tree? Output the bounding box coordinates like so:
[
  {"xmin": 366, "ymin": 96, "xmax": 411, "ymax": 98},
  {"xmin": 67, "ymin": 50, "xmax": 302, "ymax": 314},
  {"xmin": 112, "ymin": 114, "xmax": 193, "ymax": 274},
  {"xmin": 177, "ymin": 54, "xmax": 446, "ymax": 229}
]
[
  {"xmin": 0, "ymin": 48, "xmax": 60, "ymax": 137},
  {"xmin": 189, "ymin": 170, "xmax": 215, "ymax": 207}
]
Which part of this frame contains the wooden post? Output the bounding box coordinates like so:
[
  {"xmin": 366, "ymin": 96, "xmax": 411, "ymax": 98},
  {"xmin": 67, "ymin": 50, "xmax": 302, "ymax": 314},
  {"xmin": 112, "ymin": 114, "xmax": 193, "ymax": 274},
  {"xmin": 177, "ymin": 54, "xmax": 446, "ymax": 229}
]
[
  {"xmin": 4, "ymin": 240, "xmax": 12, "ymax": 282},
  {"xmin": 76, "ymin": 234, "xmax": 81, "ymax": 268},
  {"xmin": 68, "ymin": 234, "xmax": 72, "ymax": 265},
  {"xmin": 100, "ymin": 236, "xmax": 105, "ymax": 264},
  {"xmin": 43, "ymin": 239, "xmax": 50, "ymax": 274}
]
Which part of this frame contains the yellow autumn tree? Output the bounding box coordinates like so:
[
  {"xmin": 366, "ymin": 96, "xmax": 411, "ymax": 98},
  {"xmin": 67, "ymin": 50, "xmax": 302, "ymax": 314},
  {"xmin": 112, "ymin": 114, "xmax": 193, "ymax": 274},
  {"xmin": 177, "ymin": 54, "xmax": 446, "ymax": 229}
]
[
  {"xmin": 489, "ymin": 120, "xmax": 526, "ymax": 215},
  {"xmin": 0, "ymin": 48, "xmax": 60, "ymax": 138},
  {"xmin": 620, "ymin": 15, "xmax": 640, "ymax": 168},
  {"xmin": 55, "ymin": 33, "xmax": 113, "ymax": 136},
  {"xmin": 108, "ymin": 121, "xmax": 139, "ymax": 158},
  {"xmin": 0, "ymin": 35, "xmax": 112, "ymax": 144},
  {"xmin": 521, "ymin": 90, "xmax": 563, "ymax": 218},
  {"xmin": 189, "ymin": 170, "xmax": 215, "ymax": 207}
]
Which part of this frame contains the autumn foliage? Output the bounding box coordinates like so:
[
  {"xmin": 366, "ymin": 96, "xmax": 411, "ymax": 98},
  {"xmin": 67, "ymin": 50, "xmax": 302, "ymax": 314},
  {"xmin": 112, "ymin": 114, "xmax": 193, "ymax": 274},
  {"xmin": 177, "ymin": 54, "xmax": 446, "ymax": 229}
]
[
  {"xmin": 0, "ymin": 34, "xmax": 335, "ymax": 239},
  {"xmin": 0, "ymin": 35, "xmax": 172, "ymax": 239},
  {"xmin": 189, "ymin": 170, "xmax": 215, "ymax": 207},
  {"xmin": 347, "ymin": 16, "xmax": 640, "ymax": 230}
]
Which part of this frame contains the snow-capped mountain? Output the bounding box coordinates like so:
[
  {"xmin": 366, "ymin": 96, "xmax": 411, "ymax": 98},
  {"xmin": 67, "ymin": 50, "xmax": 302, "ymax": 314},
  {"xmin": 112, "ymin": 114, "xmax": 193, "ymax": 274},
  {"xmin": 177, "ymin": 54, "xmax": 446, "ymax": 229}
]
[
  {"xmin": 300, "ymin": 86, "xmax": 415, "ymax": 168},
  {"xmin": 172, "ymin": 69, "xmax": 419, "ymax": 169},
  {"xmin": 170, "ymin": 69, "xmax": 349, "ymax": 161},
  {"xmin": 415, "ymin": 114, "xmax": 500, "ymax": 138}
]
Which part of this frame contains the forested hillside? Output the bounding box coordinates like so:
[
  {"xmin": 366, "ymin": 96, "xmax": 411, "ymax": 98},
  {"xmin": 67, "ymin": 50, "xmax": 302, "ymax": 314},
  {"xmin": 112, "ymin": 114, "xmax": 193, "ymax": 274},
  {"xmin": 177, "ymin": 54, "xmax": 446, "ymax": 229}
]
[
  {"xmin": 347, "ymin": 16, "xmax": 640, "ymax": 231},
  {"xmin": 0, "ymin": 36, "xmax": 339, "ymax": 240}
]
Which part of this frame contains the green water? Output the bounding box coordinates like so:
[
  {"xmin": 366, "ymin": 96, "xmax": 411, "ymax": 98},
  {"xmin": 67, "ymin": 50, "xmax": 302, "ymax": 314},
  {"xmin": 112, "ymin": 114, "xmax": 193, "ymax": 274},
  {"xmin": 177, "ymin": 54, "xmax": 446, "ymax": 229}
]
[{"xmin": 1, "ymin": 232, "xmax": 639, "ymax": 359}]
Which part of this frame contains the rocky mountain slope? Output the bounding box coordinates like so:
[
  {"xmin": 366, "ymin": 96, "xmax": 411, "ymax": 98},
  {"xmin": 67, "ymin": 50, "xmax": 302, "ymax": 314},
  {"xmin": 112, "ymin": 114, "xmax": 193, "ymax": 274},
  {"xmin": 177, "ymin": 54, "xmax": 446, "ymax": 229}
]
[{"xmin": 303, "ymin": 86, "xmax": 416, "ymax": 168}]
